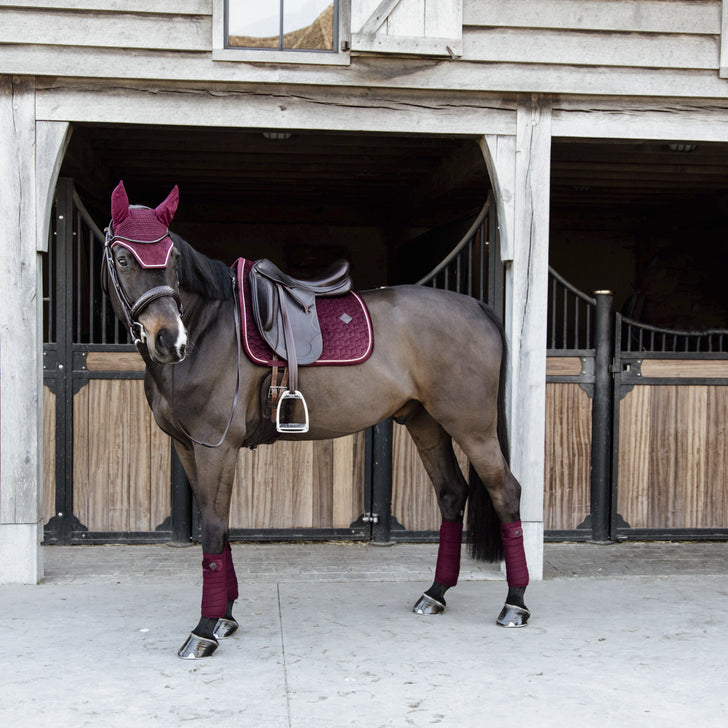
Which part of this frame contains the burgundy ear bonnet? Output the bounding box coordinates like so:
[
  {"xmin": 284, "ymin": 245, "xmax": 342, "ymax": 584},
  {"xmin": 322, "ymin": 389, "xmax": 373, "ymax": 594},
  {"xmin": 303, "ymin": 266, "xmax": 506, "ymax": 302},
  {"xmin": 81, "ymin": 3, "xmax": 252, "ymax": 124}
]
[{"xmin": 109, "ymin": 181, "xmax": 178, "ymax": 268}]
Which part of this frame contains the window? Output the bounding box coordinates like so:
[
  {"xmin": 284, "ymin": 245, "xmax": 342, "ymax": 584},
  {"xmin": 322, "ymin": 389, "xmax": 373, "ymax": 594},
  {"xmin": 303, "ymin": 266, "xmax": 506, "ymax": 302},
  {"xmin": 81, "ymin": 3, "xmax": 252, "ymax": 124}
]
[{"xmin": 227, "ymin": 0, "xmax": 338, "ymax": 52}]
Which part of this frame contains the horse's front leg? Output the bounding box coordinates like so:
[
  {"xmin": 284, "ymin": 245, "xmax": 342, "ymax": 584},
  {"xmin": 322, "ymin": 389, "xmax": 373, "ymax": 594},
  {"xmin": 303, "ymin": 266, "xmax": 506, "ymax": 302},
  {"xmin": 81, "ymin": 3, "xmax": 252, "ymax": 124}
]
[{"xmin": 175, "ymin": 442, "xmax": 241, "ymax": 659}]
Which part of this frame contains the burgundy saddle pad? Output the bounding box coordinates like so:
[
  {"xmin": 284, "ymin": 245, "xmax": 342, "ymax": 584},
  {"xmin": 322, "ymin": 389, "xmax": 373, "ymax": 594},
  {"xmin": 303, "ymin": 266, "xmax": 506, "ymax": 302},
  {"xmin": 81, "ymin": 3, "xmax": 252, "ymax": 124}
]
[{"xmin": 235, "ymin": 258, "xmax": 373, "ymax": 367}]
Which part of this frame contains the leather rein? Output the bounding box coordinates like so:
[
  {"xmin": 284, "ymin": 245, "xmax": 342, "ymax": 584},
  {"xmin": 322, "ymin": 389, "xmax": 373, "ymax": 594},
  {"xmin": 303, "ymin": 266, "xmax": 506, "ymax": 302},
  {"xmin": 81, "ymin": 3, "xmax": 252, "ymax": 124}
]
[{"xmin": 102, "ymin": 226, "xmax": 242, "ymax": 449}]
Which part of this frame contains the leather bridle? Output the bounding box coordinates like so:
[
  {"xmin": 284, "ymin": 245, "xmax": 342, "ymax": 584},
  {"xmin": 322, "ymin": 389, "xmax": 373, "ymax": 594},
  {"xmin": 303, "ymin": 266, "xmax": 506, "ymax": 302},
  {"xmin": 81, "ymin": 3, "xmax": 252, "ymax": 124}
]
[{"xmin": 102, "ymin": 224, "xmax": 183, "ymax": 348}]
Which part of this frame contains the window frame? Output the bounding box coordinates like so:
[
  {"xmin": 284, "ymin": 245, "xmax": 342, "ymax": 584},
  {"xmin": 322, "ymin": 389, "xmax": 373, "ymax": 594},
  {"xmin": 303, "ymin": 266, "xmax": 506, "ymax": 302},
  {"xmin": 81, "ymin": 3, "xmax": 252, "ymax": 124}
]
[{"xmin": 212, "ymin": 0, "xmax": 351, "ymax": 66}]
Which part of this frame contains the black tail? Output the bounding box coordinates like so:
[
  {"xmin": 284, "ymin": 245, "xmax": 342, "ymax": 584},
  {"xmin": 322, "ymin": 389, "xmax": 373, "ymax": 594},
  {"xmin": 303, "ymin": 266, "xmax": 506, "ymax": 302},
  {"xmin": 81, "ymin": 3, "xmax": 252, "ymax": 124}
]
[{"xmin": 467, "ymin": 302, "xmax": 509, "ymax": 562}]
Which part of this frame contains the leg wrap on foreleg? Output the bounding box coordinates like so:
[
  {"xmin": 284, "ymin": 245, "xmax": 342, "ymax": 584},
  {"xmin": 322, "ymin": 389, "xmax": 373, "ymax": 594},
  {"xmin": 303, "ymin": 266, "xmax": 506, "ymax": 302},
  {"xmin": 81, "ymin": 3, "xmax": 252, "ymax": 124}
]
[
  {"xmin": 224, "ymin": 542, "xmax": 239, "ymax": 602},
  {"xmin": 500, "ymin": 520, "xmax": 529, "ymax": 588},
  {"xmin": 434, "ymin": 520, "xmax": 463, "ymax": 587},
  {"xmin": 201, "ymin": 553, "xmax": 228, "ymax": 619}
]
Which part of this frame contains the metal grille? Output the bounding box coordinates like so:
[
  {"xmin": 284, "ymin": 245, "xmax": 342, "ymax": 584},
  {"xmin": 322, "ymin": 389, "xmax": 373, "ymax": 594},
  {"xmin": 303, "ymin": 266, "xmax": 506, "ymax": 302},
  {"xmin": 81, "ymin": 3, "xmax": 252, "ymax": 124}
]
[
  {"xmin": 547, "ymin": 267, "xmax": 596, "ymax": 353},
  {"xmin": 416, "ymin": 196, "xmax": 503, "ymax": 319},
  {"xmin": 620, "ymin": 315, "xmax": 728, "ymax": 354},
  {"xmin": 44, "ymin": 190, "xmax": 129, "ymax": 346}
]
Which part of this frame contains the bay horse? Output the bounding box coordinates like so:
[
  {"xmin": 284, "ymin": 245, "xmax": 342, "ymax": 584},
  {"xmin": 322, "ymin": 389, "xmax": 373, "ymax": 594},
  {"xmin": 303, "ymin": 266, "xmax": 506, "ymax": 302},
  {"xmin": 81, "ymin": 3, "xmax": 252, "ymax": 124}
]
[{"xmin": 102, "ymin": 181, "xmax": 530, "ymax": 659}]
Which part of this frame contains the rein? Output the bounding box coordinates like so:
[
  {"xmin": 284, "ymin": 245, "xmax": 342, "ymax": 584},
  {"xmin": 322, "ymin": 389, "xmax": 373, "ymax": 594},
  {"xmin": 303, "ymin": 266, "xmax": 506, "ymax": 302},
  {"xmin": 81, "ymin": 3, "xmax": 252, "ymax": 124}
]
[
  {"xmin": 170, "ymin": 272, "xmax": 242, "ymax": 449},
  {"xmin": 103, "ymin": 226, "xmax": 242, "ymax": 449}
]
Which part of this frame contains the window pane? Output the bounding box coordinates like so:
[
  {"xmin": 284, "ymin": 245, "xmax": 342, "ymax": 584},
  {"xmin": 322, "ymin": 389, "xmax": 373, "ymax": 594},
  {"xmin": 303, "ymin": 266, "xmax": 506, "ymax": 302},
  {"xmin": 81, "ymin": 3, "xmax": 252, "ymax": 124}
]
[
  {"xmin": 282, "ymin": 1, "xmax": 335, "ymax": 50},
  {"xmin": 228, "ymin": 0, "xmax": 281, "ymax": 49}
]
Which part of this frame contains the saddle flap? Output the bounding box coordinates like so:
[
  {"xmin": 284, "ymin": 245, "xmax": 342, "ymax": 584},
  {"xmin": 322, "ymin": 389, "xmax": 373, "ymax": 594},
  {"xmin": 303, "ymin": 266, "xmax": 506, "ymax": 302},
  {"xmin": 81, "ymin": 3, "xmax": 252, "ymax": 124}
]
[{"xmin": 249, "ymin": 260, "xmax": 324, "ymax": 365}]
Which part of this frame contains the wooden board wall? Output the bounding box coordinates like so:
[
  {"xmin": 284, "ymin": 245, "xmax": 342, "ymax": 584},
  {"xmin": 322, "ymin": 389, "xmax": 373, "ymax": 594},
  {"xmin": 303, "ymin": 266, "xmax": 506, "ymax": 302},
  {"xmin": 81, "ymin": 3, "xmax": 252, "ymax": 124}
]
[
  {"xmin": 72, "ymin": 379, "xmax": 171, "ymax": 532},
  {"xmin": 1, "ymin": 1, "xmax": 726, "ymax": 98},
  {"xmin": 391, "ymin": 422, "xmax": 469, "ymax": 531},
  {"xmin": 617, "ymin": 384, "xmax": 728, "ymax": 529},
  {"xmin": 543, "ymin": 382, "xmax": 592, "ymax": 530},
  {"xmin": 229, "ymin": 432, "xmax": 365, "ymax": 530}
]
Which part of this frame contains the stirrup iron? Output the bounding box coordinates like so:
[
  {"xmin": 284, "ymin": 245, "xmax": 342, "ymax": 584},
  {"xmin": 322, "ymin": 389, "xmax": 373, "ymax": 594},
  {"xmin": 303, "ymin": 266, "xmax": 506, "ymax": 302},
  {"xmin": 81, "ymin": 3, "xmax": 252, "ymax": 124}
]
[{"xmin": 276, "ymin": 389, "xmax": 310, "ymax": 433}]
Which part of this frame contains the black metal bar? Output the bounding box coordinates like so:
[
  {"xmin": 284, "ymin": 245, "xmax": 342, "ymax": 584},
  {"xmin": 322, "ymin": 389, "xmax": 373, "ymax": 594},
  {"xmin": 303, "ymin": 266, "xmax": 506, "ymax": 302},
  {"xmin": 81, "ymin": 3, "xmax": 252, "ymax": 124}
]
[
  {"xmin": 370, "ymin": 418, "xmax": 393, "ymax": 544},
  {"xmin": 55, "ymin": 179, "xmax": 75, "ymax": 545},
  {"xmin": 590, "ymin": 291, "xmax": 614, "ymax": 542}
]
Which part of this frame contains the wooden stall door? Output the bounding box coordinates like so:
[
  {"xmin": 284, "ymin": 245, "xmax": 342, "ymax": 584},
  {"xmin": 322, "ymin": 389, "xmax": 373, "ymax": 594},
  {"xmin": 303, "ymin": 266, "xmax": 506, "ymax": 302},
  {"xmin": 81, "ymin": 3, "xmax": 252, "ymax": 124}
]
[
  {"xmin": 229, "ymin": 432, "xmax": 367, "ymax": 533},
  {"xmin": 617, "ymin": 377, "xmax": 728, "ymax": 530}
]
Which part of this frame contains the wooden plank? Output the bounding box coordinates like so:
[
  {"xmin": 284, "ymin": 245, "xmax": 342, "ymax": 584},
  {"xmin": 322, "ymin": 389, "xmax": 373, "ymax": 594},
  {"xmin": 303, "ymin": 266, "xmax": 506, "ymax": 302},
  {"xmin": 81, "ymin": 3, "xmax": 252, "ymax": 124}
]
[
  {"xmin": 391, "ymin": 422, "xmax": 440, "ymax": 531},
  {"xmin": 721, "ymin": 0, "xmax": 728, "ymax": 77},
  {"xmin": 543, "ymin": 383, "xmax": 591, "ymax": 530},
  {"xmin": 617, "ymin": 386, "xmax": 653, "ymax": 529},
  {"xmin": 463, "ymin": 0, "xmax": 721, "ymax": 35},
  {"xmin": 463, "ymin": 27, "xmax": 719, "ymax": 70},
  {"xmin": 546, "ymin": 357, "xmax": 583, "ymax": 376},
  {"xmin": 553, "ymin": 98, "xmax": 728, "ymax": 141},
  {"xmin": 72, "ymin": 381, "xmax": 94, "ymax": 529},
  {"xmin": 128, "ymin": 380, "xmax": 151, "ymax": 531},
  {"xmin": 312, "ymin": 439, "xmax": 334, "ymax": 528},
  {"xmin": 332, "ymin": 433, "xmax": 361, "ymax": 528},
  {"xmin": 149, "ymin": 407, "xmax": 171, "ymax": 530},
  {"xmin": 43, "ymin": 386, "xmax": 56, "ymax": 524},
  {"xmin": 640, "ymin": 359, "xmax": 728, "ymax": 378},
  {"xmin": 0, "ymin": 1, "xmax": 210, "ymax": 14},
  {"xmin": 0, "ymin": 8, "xmax": 211, "ymax": 51},
  {"xmin": 85, "ymin": 351, "xmax": 146, "ymax": 372},
  {"xmin": 705, "ymin": 388, "xmax": 728, "ymax": 526}
]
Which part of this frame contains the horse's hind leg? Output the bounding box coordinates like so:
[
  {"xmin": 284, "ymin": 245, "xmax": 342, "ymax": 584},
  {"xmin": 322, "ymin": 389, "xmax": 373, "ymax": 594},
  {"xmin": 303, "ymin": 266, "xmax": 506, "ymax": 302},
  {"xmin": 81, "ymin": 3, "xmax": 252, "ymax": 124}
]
[
  {"xmin": 403, "ymin": 407, "xmax": 469, "ymax": 616},
  {"xmin": 459, "ymin": 432, "xmax": 531, "ymax": 628},
  {"xmin": 174, "ymin": 442, "xmax": 240, "ymax": 659}
]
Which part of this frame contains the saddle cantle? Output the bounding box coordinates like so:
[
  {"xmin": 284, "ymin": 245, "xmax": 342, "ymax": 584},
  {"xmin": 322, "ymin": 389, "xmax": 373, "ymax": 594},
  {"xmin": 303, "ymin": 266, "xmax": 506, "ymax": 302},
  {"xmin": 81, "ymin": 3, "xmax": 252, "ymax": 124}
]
[{"xmin": 247, "ymin": 258, "xmax": 353, "ymax": 434}]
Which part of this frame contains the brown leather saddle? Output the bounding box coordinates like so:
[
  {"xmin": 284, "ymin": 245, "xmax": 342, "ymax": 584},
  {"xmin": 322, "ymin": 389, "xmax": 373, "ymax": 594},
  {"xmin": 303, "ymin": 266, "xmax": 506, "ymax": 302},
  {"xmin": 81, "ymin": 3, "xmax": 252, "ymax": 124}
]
[{"xmin": 249, "ymin": 258, "xmax": 352, "ymax": 433}]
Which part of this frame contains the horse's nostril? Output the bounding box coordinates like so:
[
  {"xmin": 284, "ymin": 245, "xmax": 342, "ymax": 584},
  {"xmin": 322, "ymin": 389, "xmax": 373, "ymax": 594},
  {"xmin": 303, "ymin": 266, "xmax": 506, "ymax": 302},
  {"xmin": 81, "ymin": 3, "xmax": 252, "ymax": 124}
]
[{"xmin": 155, "ymin": 328, "xmax": 173, "ymax": 351}]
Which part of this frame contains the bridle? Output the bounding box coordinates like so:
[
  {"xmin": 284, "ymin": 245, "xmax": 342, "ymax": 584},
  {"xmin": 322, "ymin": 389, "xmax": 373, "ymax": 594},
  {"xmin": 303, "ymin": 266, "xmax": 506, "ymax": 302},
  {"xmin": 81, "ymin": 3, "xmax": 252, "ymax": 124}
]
[
  {"xmin": 102, "ymin": 224, "xmax": 183, "ymax": 348},
  {"xmin": 101, "ymin": 223, "xmax": 242, "ymax": 449}
]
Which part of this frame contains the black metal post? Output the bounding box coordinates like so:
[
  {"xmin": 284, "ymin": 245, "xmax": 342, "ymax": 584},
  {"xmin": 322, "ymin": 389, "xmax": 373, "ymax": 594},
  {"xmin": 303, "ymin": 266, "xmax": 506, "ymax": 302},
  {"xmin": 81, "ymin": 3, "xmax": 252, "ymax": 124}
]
[
  {"xmin": 170, "ymin": 445, "xmax": 193, "ymax": 545},
  {"xmin": 591, "ymin": 291, "xmax": 614, "ymax": 542},
  {"xmin": 371, "ymin": 418, "xmax": 393, "ymax": 544}
]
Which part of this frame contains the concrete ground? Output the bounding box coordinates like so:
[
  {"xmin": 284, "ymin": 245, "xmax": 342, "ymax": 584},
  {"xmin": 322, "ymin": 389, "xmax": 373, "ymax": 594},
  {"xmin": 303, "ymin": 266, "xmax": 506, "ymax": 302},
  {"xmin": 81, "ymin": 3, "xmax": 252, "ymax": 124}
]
[{"xmin": 1, "ymin": 541, "xmax": 727, "ymax": 727}]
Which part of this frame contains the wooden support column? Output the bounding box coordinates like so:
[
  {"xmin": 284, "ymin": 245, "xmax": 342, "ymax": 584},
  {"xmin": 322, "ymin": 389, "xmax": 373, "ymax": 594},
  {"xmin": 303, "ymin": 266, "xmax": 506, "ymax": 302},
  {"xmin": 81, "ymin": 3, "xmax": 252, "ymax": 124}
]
[
  {"xmin": 480, "ymin": 94, "xmax": 552, "ymax": 580},
  {"xmin": 0, "ymin": 76, "xmax": 43, "ymax": 583}
]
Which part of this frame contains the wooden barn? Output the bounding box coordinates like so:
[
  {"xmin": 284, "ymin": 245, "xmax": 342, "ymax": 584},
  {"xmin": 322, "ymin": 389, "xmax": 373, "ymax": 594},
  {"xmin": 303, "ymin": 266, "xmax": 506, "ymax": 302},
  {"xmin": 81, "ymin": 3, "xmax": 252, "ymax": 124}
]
[{"xmin": 2, "ymin": 0, "xmax": 728, "ymax": 583}]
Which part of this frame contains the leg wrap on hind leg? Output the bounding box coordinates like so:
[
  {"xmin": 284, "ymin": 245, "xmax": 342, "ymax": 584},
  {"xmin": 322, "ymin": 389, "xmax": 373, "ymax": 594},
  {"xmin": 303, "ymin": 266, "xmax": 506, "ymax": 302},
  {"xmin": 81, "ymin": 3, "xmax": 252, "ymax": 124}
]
[
  {"xmin": 224, "ymin": 542, "xmax": 239, "ymax": 602},
  {"xmin": 500, "ymin": 521, "xmax": 529, "ymax": 588},
  {"xmin": 201, "ymin": 553, "xmax": 228, "ymax": 619},
  {"xmin": 434, "ymin": 520, "xmax": 463, "ymax": 587}
]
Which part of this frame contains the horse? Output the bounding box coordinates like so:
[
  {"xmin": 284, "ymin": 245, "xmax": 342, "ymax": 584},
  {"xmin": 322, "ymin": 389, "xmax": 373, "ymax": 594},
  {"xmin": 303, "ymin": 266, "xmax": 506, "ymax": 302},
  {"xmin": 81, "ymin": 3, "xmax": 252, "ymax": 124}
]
[{"xmin": 101, "ymin": 181, "xmax": 531, "ymax": 659}]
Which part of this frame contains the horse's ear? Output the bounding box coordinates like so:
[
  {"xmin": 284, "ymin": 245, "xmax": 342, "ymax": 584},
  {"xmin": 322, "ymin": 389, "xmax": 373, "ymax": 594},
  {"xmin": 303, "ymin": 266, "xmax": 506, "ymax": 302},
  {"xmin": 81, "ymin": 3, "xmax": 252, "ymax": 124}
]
[
  {"xmin": 111, "ymin": 180, "xmax": 130, "ymax": 225},
  {"xmin": 155, "ymin": 185, "xmax": 179, "ymax": 227}
]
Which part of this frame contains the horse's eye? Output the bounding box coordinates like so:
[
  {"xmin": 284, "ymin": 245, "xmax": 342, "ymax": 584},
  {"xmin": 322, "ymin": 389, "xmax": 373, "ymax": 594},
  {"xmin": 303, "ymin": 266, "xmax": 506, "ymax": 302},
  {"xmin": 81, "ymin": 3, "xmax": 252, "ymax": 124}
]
[{"xmin": 117, "ymin": 255, "xmax": 129, "ymax": 268}]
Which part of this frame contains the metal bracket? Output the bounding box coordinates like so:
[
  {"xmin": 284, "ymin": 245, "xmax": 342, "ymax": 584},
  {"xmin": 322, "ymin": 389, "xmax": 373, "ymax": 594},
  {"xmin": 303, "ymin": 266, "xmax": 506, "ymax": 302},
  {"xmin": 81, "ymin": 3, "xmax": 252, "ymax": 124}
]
[{"xmin": 361, "ymin": 513, "xmax": 379, "ymax": 524}]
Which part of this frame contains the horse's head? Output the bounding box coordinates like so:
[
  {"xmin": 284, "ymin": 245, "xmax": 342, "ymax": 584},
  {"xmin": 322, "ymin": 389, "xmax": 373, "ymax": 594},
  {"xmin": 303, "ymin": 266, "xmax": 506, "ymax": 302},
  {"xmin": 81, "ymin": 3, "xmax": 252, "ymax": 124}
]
[{"xmin": 103, "ymin": 180, "xmax": 188, "ymax": 364}]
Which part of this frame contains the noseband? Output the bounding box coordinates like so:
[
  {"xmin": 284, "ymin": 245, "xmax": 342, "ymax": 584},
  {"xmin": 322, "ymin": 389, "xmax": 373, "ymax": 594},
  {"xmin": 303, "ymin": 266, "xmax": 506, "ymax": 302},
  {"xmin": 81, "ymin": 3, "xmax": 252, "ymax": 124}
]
[{"xmin": 102, "ymin": 226, "xmax": 183, "ymax": 348}]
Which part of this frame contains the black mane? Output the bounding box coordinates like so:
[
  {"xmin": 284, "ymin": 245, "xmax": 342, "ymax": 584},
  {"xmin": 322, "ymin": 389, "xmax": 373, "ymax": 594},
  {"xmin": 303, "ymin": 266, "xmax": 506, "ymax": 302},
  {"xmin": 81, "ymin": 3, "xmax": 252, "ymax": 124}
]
[{"xmin": 171, "ymin": 232, "xmax": 234, "ymax": 300}]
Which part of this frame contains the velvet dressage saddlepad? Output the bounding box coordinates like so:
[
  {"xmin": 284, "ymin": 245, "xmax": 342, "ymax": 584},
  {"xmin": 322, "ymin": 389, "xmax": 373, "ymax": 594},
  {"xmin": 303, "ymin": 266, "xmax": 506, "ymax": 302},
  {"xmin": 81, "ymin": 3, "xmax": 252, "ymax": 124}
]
[{"xmin": 235, "ymin": 258, "xmax": 374, "ymax": 367}]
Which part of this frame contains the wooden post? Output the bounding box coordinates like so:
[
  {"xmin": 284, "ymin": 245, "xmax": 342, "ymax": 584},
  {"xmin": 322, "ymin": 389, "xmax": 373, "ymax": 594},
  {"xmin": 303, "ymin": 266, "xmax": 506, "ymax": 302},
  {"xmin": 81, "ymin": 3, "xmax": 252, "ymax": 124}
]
[
  {"xmin": 0, "ymin": 76, "xmax": 43, "ymax": 583},
  {"xmin": 481, "ymin": 94, "xmax": 552, "ymax": 580}
]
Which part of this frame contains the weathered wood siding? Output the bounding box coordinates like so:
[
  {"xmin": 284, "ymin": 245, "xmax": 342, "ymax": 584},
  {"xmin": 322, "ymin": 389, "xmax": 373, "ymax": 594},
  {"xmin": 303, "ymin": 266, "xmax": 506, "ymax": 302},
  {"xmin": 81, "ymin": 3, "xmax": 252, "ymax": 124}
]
[
  {"xmin": 229, "ymin": 433, "xmax": 365, "ymax": 530},
  {"xmin": 0, "ymin": 1, "xmax": 726, "ymax": 97},
  {"xmin": 617, "ymin": 383, "xmax": 728, "ymax": 529},
  {"xmin": 71, "ymin": 379, "xmax": 171, "ymax": 532},
  {"xmin": 543, "ymin": 382, "xmax": 592, "ymax": 531}
]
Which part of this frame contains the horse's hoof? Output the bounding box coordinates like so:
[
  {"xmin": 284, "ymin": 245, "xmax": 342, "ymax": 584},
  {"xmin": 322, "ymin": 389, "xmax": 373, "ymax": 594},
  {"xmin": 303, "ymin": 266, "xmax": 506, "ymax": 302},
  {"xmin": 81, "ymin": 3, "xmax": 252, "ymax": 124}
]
[
  {"xmin": 177, "ymin": 632, "xmax": 219, "ymax": 659},
  {"xmin": 497, "ymin": 603, "xmax": 530, "ymax": 628},
  {"xmin": 213, "ymin": 617, "xmax": 239, "ymax": 639},
  {"xmin": 413, "ymin": 592, "xmax": 446, "ymax": 615}
]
